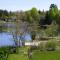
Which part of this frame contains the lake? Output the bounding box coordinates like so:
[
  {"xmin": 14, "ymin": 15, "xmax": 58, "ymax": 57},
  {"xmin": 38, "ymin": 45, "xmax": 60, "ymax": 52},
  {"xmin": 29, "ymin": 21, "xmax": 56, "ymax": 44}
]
[{"xmin": 0, "ymin": 32, "xmax": 32, "ymax": 47}]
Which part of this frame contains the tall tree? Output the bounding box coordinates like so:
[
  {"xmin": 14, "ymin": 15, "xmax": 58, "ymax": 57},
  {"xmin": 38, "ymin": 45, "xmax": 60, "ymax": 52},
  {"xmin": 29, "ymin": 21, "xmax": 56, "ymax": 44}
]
[
  {"xmin": 30, "ymin": 7, "xmax": 40, "ymax": 22},
  {"xmin": 49, "ymin": 4, "xmax": 58, "ymax": 21},
  {"xmin": 0, "ymin": 10, "xmax": 3, "ymax": 17},
  {"xmin": 25, "ymin": 11, "xmax": 33, "ymax": 23},
  {"xmin": 45, "ymin": 11, "xmax": 52, "ymax": 25}
]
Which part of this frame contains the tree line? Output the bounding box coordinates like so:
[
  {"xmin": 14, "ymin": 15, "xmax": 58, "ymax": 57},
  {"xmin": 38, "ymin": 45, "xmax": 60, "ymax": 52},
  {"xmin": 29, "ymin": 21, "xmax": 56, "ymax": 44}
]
[{"xmin": 0, "ymin": 4, "xmax": 60, "ymax": 37}]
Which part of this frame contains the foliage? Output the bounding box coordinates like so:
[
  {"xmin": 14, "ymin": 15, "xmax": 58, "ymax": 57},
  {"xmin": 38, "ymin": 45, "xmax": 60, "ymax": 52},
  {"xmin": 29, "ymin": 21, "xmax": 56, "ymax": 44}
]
[
  {"xmin": 0, "ymin": 46, "xmax": 16, "ymax": 60},
  {"xmin": 23, "ymin": 11, "xmax": 33, "ymax": 23},
  {"xmin": 0, "ymin": 10, "xmax": 9, "ymax": 18},
  {"xmin": 45, "ymin": 24, "xmax": 58, "ymax": 36},
  {"xmin": 49, "ymin": 4, "xmax": 58, "ymax": 21},
  {"xmin": 45, "ymin": 11, "xmax": 52, "ymax": 25},
  {"xmin": 30, "ymin": 7, "xmax": 40, "ymax": 22},
  {"xmin": 45, "ymin": 40, "xmax": 56, "ymax": 51},
  {"xmin": 38, "ymin": 42, "xmax": 45, "ymax": 51}
]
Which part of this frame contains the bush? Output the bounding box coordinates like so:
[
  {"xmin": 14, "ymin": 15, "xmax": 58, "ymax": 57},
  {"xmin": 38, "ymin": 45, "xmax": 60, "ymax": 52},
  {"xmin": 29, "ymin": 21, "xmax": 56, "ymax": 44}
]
[
  {"xmin": 38, "ymin": 42, "xmax": 46, "ymax": 51},
  {"xmin": 0, "ymin": 46, "xmax": 16, "ymax": 60},
  {"xmin": 45, "ymin": 40, "xmax": 56, "ymax": 51},
  {"xmin": 30, "ymin": 46, "xmax": 38, "ymax": 51},
  {"xmin": 0, "ymin": 46, "xmax": 10, "ymax": 60}
]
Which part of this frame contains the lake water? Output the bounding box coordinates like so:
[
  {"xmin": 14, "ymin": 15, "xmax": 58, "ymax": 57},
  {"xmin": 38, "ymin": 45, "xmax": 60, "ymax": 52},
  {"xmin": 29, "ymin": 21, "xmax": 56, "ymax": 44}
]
[{"xmin": 0, "ymin": 32, "xmax": 31, "ymax": 47}]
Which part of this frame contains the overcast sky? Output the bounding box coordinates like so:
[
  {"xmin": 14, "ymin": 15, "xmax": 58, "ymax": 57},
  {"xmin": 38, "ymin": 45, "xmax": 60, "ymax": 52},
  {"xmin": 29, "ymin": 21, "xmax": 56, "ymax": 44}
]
[{"xmin": 0, "ymin": 0, "xmax": 60, "ymax": 11}]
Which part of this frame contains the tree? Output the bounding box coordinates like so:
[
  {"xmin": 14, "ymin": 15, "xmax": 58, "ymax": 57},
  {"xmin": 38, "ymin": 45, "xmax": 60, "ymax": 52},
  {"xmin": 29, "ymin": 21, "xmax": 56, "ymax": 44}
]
[
  {"xmin": 3, "ymin": 10, "xmax": 9, "ymax": 17},
  {"xmin": 25, "ymin": 11, "xmax": 33, "ymax": 23},
  {"xmin": 55, "ymin": 10, "xmax": 60, "ymax": 25},
  {"xmin": 31, "ymin": 31, "xmax": 36, "ymax": 40},
  {"xmin": 45, "ymin": 23, "xmax": 58, "ymax": 36},
  {"xmin": 19, "ymin": 11, "xmax": 26, "ymax": 21},
  {"xmin": 9, "ymin": 11, "xmax": 16, "ymax": 17},
  {"xmin": 0, "ymin": 10, "xmax": 9, "ymax": 18},
  {"xmin": 0, "ymin": 10, "xmax": 3, "ymax": 17},
  {"xmin": 49, "ymin": 4, "xmax": 58, "ymax": 21},
  {"xmin": 30, "ymin": 7, "xmax": 40, "ymax": 22},
  {"xmin": 45, "ymin": 11, "xmax": 52, "ymax": 25}
]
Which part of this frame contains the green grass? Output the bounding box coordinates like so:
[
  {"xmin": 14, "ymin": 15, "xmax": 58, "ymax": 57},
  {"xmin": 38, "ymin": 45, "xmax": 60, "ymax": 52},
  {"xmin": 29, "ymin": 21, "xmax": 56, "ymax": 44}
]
[
  {"xmin": 8, "ymin": 46, "xmax": 60, "ymax": 60},
  {"xmin": 8, "ymin": 54, "xmax": 29, "ymax": 60},
  {"xmin": 32, "ymin": 51, "xmax": 60, "ymax": 60},
  {"xmin": 8, "ymin": 46, "xmax": 30, "ymax": 60}
]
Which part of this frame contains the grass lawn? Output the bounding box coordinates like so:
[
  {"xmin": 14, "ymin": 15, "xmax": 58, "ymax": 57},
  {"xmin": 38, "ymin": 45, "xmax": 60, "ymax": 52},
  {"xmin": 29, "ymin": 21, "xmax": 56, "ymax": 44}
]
[
  {"xmin": 8, "ymin": 51, "xmax": 60, "ymax": 60},
  {"xmin": 8, "ymin": 54, "xmax": 29, "ymax": 60},
  {"xmin": 8, "ymin": 46, "xmax": 60, "ymax": 60},
  {"xmin": 32, "ymin": 51, "xmax": 60, "ymax": 60},
  {"xmin": 8, "ymin": 46, "xmax": 30, "ymax": 60}
]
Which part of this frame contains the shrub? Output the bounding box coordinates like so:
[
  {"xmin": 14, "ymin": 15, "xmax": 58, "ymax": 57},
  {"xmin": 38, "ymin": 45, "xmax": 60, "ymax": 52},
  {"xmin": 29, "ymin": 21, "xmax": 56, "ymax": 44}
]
[
  {"xmin": 30, "ymin": 46, "xmax": 38, "ymax": 51},
  {"xmin": 45, "ymin": 40, "xmax": 56, "ymax": 51},
  {"xmin": 38, "ymin": 42, "xmax": 45, "ymax": 51},
  {"xmin": 0, "ymin": 46, "xmax": 16, "ymax": 60}
]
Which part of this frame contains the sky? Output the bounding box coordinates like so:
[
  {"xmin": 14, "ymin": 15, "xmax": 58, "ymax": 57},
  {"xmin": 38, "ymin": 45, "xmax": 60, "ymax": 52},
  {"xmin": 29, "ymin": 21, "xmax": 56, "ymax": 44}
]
[{"xmin": 0, "ymin": 0, "xmax": 60, "ymax": 11}]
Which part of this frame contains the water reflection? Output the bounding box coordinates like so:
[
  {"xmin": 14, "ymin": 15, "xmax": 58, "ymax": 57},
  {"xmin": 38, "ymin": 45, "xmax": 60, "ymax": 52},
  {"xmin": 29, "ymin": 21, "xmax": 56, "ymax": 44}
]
[{"xmin": 0, "ymin": 32, "xmax": 31, "ymax": 47}]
